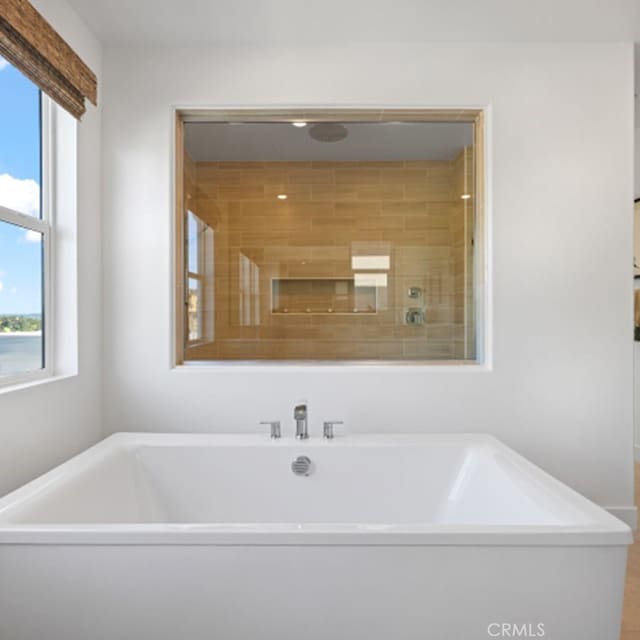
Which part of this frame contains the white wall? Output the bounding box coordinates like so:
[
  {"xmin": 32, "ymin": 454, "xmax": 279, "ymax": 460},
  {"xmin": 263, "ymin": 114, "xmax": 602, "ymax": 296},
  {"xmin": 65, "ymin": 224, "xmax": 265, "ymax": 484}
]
[
  {"xmin": 0, "ymin": 0, "xmax": 103, "ymax": 496},
  {"xmin": 635, "ymin": 123, "xmax": 640, "ymax": 460},
  {"xmin": 102, "ymin": 43, "xmax": 635, "ymax": 518},
  {"xmin": 633, "ymin": 83, "xmax": 639, "ymax": 460},
  {"xmin": 634, "ymin": 125, "xmax": 640, "ymax": 198}
]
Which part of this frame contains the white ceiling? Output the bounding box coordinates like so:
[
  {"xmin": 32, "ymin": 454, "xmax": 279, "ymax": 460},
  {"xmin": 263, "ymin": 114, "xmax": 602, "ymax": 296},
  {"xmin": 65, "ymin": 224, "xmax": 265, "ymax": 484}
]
[
  {"xmin": 184, "ymin": 122, "xmax": 474, "ymax": 162},
  {"xmin": 67, "ymin": 0, "xmax": 640, "ymax": 46}
]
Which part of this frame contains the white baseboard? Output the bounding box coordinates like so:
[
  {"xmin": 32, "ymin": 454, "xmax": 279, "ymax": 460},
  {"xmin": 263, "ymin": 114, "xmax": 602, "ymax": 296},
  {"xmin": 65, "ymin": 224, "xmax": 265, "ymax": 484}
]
[{"xmin": 606, "ymin": 506, "xmax": 638, "ymax": 530}]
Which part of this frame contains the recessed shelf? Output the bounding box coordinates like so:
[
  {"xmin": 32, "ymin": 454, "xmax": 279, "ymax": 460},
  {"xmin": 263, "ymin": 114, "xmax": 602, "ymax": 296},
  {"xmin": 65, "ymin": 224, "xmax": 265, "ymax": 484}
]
[{"xmin": 271, "ymin": 277, "xmax": 377, "ymax": 315}]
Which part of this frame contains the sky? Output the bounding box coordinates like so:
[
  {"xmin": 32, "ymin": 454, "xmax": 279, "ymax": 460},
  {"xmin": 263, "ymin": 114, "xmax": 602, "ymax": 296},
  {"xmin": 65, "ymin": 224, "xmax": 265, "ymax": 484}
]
[{"xmin": 0, "ymin": 57, "xmax": 43, "ymax": 316}]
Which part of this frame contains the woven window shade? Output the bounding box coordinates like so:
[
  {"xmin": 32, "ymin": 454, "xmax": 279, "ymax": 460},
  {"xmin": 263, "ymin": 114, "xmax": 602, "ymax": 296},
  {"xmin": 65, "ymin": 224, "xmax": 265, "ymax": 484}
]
[{"xmin": 0, "ymin": 0, "xmax": 97, "ymax": 119}]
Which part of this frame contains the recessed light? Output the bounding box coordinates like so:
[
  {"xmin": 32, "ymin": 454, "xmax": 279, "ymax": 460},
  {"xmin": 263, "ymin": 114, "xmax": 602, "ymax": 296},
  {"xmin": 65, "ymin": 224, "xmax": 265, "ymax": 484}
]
[
  {"xmin": 292, "ymin": 122, "xmax": 307, "ymax": 128},
  {"xmin": 460, "ymin": 194, "xmax": 471, "ymax": 200},
  {"xmin": 277, "ymin": 194, "xmax": 288, "ymax": 200}
]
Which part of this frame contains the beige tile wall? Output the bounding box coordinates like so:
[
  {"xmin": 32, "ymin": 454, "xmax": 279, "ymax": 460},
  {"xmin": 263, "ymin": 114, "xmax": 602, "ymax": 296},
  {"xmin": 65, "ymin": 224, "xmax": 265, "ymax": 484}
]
[{"xmin": 183, "ymin": 155, "xmax": 475, "ymax": 360}]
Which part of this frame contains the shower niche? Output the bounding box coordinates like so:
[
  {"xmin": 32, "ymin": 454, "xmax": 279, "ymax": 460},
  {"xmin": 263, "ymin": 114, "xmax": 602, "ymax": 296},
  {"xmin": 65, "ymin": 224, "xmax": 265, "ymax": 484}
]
[{"xmin": 271, "ymin": 277, "xmax": 377, "ymax": 315}]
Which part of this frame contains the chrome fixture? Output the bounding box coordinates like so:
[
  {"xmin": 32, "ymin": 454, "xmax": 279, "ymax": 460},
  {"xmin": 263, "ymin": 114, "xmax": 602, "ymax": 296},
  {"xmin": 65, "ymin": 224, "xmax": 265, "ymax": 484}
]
[
  {"xmin": 291, "ymin": 455, "xmax": 312, "ymax": 476},
  {"xmin": 260, "ymin": 421, "xmax": 281, "ymax": 439},
  {"xmin": 323, "ymin": 421, "xmax": 343, "ymax": 440},
  {"xmin": 294, "ymin": 403, "xmax": 308, "ymax": 439},
  {"xmin": 405, "ymin": 308, "xmax": 425, "ymax": 325}
]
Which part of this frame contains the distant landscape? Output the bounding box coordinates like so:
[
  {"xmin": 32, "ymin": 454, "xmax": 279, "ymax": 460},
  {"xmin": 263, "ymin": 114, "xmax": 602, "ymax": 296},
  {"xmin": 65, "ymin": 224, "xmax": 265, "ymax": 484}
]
[
  {"xmin": 0, "ymin": 316, "xmax": 43, "ymax": 375},
  {"xmin": 0, "ymin": 314, "xmax": 42, "ymax": 333}
]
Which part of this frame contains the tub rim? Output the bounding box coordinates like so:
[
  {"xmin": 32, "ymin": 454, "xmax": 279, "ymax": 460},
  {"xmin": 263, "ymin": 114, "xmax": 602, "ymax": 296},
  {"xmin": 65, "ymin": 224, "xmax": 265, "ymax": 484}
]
[{"xmin": 0, "ymin": 432, "xmax": 633, "ymax": 547}]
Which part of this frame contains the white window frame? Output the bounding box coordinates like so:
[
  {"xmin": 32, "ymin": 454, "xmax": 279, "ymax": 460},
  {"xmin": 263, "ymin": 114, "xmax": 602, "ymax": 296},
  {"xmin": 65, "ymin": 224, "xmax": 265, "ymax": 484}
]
[{"xmin": 0, "ymin": 94, "xmax": 53, "ymax": 387}]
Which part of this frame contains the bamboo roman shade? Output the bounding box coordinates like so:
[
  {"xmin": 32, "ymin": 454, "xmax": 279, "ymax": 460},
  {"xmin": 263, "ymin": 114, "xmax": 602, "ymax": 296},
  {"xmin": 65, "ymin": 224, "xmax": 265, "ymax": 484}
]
[{"xmin": 0, "ymin": 0, "xmax": 97, "ymax": 118}]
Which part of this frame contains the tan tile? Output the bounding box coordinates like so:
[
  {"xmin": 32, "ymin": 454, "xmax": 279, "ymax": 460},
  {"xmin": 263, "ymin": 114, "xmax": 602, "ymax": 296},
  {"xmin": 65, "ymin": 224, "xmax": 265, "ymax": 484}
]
[
  {"xmin": 286, "ymin": 169, "xmax": 334, "ymax": 184},
  {"xmin": 311, "ymin": 161, "xmax": 357, "ymax": 169},
  {"xmin": 241, "ymin": 231, "xmax": 289, "ymax": 246},
  {"xmin": 357, "ymin": 216, "xmax": 404, "ymax": 231},
  {"xmin": 241, "ymin": 168, "xmax": 289, "ymax": 184},
  {"xmin": 290, "ymin": 202, "xmax": 334, "ymax": 217},
  {"xmin": 382, "ymin": 201, "xmax": 427, "ymax": 216},
  {"xmin": 266, "ymin": 217, "xmax": 313, "ymax": 232},
  {"xmin": 269, "ymin": 161, "xmax": 313, "ymax": 169},
  {"xmin": 311, "ymin": 246, "xmax": 351, "ymax": 261},
  {"xmin": 403, "ymin": 160, "xmax": 447, "ymax": 169},
  {"xmin": 380, "ymin": 169, "xmax": 427, "ymax": 184},
  {"xmin": 405, "ymin": 183, "xmax": 453, "ymax": 201},
  {"xmin": 287, "ymin": 231, "xmax": 335, "ymax": 246},
  {"xmin": 310, "ymin": 184, "xmax": 359, "ymax": 201},
  {"xmin": 381, "ymin": 230, "xmax": 429, "ymax": 243},
  {"xmin": 240, "ymin": 202, "xmax": 286, "ymax": 217},
  {"xmin": 207, "ymin": 169, "xmax": 245, "ymax": 185},
  {"xmin": 312, "ymin": 216, "xmax": 355, "ymax": 228},
  {"xmin": 357, "ymin": 185, "xmax": 404, "ymax": 200},
  {"xmin": 354, "ymin": 160, "xmax": 403, "ymax": 169},
  {"xmin": 335, "ymin": 202, "xmax": 381, "ymax": 217},
  {"xmin": 218, "ymin": 185, "xmax": 265, "ymax": 200},
  {"xmin": 217, "ymin": 161, "xmax": 265, "ymax": 169},
  {"xmin": 405, "ymin": 215, "xmax": 451, "ymax": 231},
  {"xmin": 335, "ymin": 168, "xmax": 380, "ymax": 184},
  {"xmin": 287, "ymin": 262, "xmax": 339, "ymax": 278}
]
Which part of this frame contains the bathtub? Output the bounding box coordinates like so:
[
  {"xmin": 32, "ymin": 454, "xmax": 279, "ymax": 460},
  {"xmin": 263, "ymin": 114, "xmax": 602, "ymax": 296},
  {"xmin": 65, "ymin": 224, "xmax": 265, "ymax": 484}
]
[{"xmin": 0, "ymin": 433, "xmax": 632, "ymax": 640}]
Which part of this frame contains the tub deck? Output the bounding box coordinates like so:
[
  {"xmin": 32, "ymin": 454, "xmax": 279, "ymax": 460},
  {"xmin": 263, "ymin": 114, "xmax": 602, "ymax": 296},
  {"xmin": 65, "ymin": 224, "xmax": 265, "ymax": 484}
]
[{"xmin": 0, "ymin": 433, "xmax": 632, "ymax": 546}]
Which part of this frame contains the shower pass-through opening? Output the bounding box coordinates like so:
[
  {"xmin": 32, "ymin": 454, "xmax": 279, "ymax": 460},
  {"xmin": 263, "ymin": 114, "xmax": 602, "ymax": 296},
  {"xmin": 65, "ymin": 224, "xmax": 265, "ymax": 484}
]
[{"xmin": 175, "ymin": 109, "xmax": 485, "ymax": 363}]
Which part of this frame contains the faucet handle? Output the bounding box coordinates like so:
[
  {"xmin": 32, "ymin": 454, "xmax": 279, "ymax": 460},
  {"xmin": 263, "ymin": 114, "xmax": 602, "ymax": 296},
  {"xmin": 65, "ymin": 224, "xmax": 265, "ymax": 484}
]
[
  {"xmin": 260, "ymin": 421, "xmax": 281, "ymax": 439},
  {"xmin": 323, "ymin": 421, "xmax": 343, "ymax": 440}
]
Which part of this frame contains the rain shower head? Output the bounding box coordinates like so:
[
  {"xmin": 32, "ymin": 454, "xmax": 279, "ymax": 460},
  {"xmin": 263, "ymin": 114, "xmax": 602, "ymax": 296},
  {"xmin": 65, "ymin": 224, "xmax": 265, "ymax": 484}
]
[{"xmin": 308, "ymin": 123, "xmax": 348, "ymax": 143}]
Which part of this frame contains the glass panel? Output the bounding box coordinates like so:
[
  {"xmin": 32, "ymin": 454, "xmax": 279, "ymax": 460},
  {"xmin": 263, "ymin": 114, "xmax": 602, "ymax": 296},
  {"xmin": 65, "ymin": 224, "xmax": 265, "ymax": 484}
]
[
  {"xmin": 0, "ymin": 219, "xmax": 44, "ymax": 376},
  {"xmin": 182, "ymin": 119, "xmax": 478, "ymax": 361},
  {"xmin": 0, "ymin": 58, "xmax": 41, "ymax": 218}
]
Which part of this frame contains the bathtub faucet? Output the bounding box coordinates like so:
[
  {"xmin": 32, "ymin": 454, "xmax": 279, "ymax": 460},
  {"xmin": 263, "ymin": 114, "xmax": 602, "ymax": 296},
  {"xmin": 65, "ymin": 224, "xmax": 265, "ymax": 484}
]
[{"xmin": 294, "ymin": 403, "xmax": 308, "ymax": 439}]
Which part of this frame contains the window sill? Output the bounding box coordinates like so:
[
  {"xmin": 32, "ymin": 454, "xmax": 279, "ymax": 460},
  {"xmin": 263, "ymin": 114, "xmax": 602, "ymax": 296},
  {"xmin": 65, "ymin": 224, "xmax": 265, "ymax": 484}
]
[
  {"xmin": 0, "ymin": 371, "xmax": 77, "ymax": 395},
  {"xmin": 172, "ymin": 360, "xmax": 492, "ymax": 373}
]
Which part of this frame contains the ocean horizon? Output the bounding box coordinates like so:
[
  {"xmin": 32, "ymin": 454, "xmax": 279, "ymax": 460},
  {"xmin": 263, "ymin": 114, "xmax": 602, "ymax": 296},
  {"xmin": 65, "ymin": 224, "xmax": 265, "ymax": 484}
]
[{"xmin": 0, "ymin": 333, "xmax": 43, "ymax": 376}]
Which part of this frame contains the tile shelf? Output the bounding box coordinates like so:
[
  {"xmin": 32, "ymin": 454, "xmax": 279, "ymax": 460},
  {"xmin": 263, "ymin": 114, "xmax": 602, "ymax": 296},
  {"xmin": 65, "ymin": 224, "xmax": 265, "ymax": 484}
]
[{"xmin": 270, "ymin": 277, "xmax": 378, "ymax": 316}]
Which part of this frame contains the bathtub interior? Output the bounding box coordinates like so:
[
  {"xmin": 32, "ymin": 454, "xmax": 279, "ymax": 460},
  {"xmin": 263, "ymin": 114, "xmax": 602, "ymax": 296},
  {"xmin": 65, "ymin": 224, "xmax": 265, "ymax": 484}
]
[{"xmin": 0, "ymin": 435, "xmax": 611, "ymax": 528}]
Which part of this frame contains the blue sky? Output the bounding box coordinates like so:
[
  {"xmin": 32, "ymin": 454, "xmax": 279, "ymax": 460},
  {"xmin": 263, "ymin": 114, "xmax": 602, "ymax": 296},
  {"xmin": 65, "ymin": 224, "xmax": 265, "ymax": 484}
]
[{"xmin": 0, "ymin": 58, "xmax": 43, "ymax": 316}]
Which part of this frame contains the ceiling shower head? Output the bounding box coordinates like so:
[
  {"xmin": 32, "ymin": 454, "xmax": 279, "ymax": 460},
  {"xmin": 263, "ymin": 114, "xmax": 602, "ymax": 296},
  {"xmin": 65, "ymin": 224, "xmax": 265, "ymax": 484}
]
[{"xmin": 308, "ymin": 123, "xmax": 348, "ymax": 143}]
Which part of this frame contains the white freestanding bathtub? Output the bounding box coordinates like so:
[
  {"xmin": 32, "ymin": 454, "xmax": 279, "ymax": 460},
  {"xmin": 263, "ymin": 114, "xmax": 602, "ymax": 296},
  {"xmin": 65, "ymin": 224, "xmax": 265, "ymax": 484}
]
[{"xmin": 0, "ymin": 433, "xmax": 632, "ymax": 640}]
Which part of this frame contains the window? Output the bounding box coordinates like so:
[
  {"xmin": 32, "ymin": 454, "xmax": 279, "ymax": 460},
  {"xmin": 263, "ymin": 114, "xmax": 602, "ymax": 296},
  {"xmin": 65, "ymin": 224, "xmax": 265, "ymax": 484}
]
[
  {"xmin": 176, "ymin": 109, "xmax": 484, "ymax": 363},
  {"xmin": 0, "ymin": 60, "xmax": 51, "ymax": 383},
  {"xmin": 186, "ymin": 210, "xmax": 214, "ymax": 344}
]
